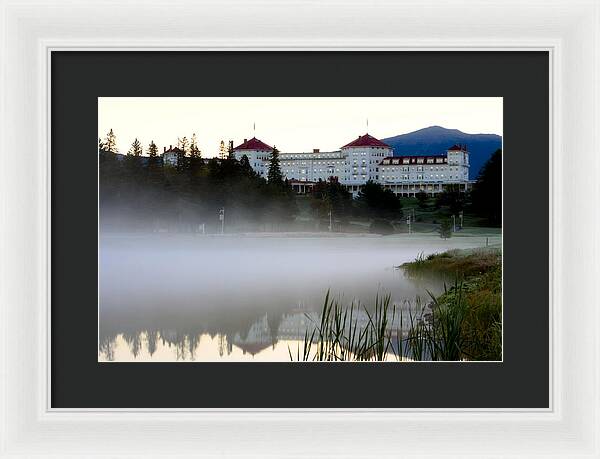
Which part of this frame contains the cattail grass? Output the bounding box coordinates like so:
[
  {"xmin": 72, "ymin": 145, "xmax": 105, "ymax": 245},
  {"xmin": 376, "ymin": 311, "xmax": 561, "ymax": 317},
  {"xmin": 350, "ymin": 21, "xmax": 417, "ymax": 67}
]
[{"xmin": 289, "ymin": 281, "xmax": 484, "ymax": 362}]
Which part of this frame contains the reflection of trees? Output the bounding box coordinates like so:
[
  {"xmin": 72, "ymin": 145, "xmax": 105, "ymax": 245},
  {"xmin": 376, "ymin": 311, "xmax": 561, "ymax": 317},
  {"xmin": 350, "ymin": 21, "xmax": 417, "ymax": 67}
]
[
  {"xmin": 98, "ymin": 306, "xmax": 409, "ymax": 361},
  {"xmin": 122, "ymin": 331, "xmax": 142, "ymax": 357},
  {"xmin": 267, "ymin": 310, "xmax": 283, "ymax": 344},
  {"xmin": 218, "ymin": 335, "xmax": 226, "ymax": 357},
  {"xmin": 99, "ymin": 335, "xmax": 116, "ymax": 361},
  {"xmin": 99, "ymin": 292, "xmax": 420, "ymax": 361},
  {"xmin": 99, "ymin": 298, "xmax": 287, "ymax": 360},
  {"xmin": 175, "ymin": 335, "xmax": 187, "ymax": 361},
  {"xmin": 147, "ymin": 330, "xmax": 158, "ymax": 356}
]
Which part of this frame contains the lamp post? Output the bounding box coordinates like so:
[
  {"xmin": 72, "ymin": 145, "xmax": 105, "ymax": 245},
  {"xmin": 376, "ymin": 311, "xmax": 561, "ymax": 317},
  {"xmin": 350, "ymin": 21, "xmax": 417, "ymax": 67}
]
[
  {"xmin": 219, "ymin": 208, "xmax": 224, "ymax": 234},
  {"xmin": 452, "ymin": 214, "xmax": 456, "ymax": 233}
]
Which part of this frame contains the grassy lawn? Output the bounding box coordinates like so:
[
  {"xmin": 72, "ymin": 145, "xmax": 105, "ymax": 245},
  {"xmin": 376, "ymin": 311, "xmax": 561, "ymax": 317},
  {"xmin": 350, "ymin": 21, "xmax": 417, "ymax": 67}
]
[{"xmin": 293, "ymin": 194, "xmax": 502, "ymax": 236}]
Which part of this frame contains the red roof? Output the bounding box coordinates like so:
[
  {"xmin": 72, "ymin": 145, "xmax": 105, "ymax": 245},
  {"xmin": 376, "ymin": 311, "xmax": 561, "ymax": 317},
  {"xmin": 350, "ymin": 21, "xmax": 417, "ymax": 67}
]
[
  {"xmin": 164, "ymin": 146, "xmax": 183, "ymax": 153},
  {"xmin": 233, "ymin": 137, "xmax": 273, "ymax": 151},
  {"xmin": 342, "ymin": 133, "xmax": 391, "ymax": 149},
  {"xmin": 448, "ymin": 144, "xmax": 467, "ymax": 151}
]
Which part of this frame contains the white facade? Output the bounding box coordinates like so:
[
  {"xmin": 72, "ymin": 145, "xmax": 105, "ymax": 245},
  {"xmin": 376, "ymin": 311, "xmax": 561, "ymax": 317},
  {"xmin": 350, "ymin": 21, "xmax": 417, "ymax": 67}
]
[
  {"xmin": 341, "ymin": 140, "xmax": 391, "ymax": 196},
  {"xmin": 379, "ymin": 146, "xmax": 470, "ymax": 196},
  {"xmin": 280, "ymin": 149, "xmax": 346, "ymax": 183},
  {"xmin": 231, "ymin": 137, "xmax": 273, "ymax": 178},
  {"xmin": 162, "ymin": 145, "xmax": 183, "ymax": 167},
  {"xmin": 233, "ymin": 135, "xmax": 470, "ymax": 197}
]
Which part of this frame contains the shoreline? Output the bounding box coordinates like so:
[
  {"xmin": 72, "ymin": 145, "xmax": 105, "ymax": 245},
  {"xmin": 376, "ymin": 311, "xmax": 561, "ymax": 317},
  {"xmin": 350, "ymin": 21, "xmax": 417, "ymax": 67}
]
[{"xmin": 100, "ymin": 230, "xmax": 502, "ymax": 240}]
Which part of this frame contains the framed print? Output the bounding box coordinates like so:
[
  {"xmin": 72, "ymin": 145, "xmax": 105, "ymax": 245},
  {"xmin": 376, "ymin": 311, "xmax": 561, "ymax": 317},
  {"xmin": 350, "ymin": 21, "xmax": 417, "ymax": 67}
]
[
  {"xmin": 1, "ymin": 0, "xmax": 599, "ymax": 458},
  {"xmin": 96, "ymin": 95, "xmax": 503, "ymax": 365},
  {"xmin": 52, "ymin": 51, "xmax": 545, "ymax": 409}
]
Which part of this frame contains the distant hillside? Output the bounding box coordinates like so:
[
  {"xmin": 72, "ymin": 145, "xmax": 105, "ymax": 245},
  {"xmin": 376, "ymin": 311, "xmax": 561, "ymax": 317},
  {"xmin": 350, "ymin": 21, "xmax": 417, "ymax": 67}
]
[{"xmin": 383, "ymin": 126, "xmax": 502, "ymax": 180}]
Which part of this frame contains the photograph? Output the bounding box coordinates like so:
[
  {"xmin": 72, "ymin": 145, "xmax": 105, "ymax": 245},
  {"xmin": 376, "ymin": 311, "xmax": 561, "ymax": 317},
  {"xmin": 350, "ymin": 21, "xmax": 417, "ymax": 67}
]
[{"xmin": 98, "ymin": 96, "xmax": 503, "ymax": 362}]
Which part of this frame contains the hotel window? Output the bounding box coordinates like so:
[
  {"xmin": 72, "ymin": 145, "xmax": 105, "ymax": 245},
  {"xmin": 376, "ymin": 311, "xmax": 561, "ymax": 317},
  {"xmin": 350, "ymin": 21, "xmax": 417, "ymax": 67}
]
[
  {"xmin": 416, "ymin": 166, "xmax": 423, "ymax": 172},
  {"xmin": 417, "ymin": 174, "xmax": 423, "ymax": 180}
]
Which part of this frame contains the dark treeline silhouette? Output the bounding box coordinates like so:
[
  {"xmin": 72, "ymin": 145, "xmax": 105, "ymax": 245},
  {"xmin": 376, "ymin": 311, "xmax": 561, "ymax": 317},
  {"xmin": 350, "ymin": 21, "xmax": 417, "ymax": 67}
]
[
  {"xmin": 310, "ymin": 178, "xmax": 404, "ymax": 228},
  {"xmin": 470, "ymin": 149, "xmax": 502, "ymax": 226},
  {"xmin": 421, "ymin": 149, "xmax": 502, "ymax": 229},
  {"xmin": 100, "ymin": 149, "xmax": 297, "ymax": 232}
]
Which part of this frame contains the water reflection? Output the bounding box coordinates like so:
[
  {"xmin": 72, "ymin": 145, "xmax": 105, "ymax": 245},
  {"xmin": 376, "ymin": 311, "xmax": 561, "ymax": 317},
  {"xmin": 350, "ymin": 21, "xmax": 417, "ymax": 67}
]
[
  {"xmin": 100, "ymin": 310, "xmax": 413, "ymax": 362},
  {"xmin": 99, "ymin": 234, "xmax": 490, "ymax": 361}
]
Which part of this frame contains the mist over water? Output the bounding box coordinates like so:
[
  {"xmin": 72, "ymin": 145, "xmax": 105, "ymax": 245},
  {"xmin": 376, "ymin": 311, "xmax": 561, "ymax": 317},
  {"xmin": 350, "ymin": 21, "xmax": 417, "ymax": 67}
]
[{"xmin": 99, "ymin": 234, "xmax": 494, "ymax": 361}]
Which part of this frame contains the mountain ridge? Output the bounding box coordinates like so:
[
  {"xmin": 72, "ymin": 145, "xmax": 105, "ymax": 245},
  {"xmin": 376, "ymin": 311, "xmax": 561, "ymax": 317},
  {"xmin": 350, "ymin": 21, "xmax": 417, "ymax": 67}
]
[{"xmin": 382, "ymin": 126, "xmax": 502, "ymax": 179}]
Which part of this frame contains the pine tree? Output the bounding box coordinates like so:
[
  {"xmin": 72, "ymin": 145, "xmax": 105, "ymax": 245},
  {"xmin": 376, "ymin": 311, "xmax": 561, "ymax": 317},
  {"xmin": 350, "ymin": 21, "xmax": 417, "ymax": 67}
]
[
  {"xmin": 218, "ymin": 140, "xmax": 227, "ymax": 160},
  {"xmin": 98, "ymin": 137, "xmax": 105, "ymax": 152},
  {"xmin": 147, "ymin": 140, "xmax": 158, "ymax": 158},
  {"xmin": 227, "ymin": 140, "xmax": 235, "ymax": 159},
  {"xmin": 239, "ymin": 154, "xmax": 254, "ymax": 176},
  {"xmin": 189, "ymin": 133, "xmax": 201, "ymax": 158},
  {"xmin": 128, "ymin": 138, "xmax": 143, "ymax": 157},
  {"xmin": 104, "ymin": 129, "xmax": 117, "ymax": 153},
  {"xmin": 178, "ymin": 137, "xmax": 189, "ymax": 155},
  {"xmin": 267, "ymin": 147, "xmax": 284, "ymax": 185}
]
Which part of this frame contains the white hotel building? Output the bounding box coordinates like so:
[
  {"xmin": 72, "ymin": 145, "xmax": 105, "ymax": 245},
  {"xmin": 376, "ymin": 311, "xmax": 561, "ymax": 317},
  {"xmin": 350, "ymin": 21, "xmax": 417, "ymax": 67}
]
[{"xmin": 232, "ymin": 133, "xmax": 470, "ymax": 197}]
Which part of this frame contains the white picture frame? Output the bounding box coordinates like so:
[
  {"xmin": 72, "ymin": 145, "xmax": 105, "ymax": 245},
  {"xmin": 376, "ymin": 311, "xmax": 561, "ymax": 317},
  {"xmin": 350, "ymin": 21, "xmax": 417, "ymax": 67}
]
[{"xmin": 0, "ymin": 0, "xmax": 598, "ymax": 457}]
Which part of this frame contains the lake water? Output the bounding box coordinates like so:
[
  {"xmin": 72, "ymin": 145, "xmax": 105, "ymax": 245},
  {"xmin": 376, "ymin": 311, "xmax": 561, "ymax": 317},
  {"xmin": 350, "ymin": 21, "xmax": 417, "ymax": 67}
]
[{"xmin": 98, "ymin": 233, "xmax": 498, "ymax": 362}]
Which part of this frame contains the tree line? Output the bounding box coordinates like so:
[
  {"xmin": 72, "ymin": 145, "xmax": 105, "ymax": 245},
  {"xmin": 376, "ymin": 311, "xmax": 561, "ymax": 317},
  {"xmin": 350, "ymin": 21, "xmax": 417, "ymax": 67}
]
[
  {"xmin": 99, "ymin": 129, "xmax": 204, "ymax": 158},
  {"xmin": 99, "ymin": 130, "xmax": 297, "ymax": 232},
  {"xmin": 99, "ymin": 129, "xmax": 501, "ymax": 233}
]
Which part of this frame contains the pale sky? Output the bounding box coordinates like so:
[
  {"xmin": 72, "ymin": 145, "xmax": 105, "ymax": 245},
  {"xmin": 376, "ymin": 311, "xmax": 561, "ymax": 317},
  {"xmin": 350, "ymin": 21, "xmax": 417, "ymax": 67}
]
[{"xmin": 98, "ymin": 97, "xmax": 502, "ymax": 157}]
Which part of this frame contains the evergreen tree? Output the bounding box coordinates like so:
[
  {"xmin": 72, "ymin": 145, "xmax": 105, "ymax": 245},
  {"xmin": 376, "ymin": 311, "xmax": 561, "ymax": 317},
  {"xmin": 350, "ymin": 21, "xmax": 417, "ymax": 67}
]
[
  {"xmin": 104, "ymin": 129, "xmax": 117, "ymax": 153},
  {"xmin": 189, "ymin": 133, "xmax": 201, "ymax": 158},
  {"xmin": 435, "ymin": 184, "xmax": 465, "ymax": 215},
  {"xmin": 357, "ymin": 180, "xmax": 402, "ymax": 219},
  {"xmin": 311, "ymin": 177, "xmax": 353, "ymax": 226},
  {"xmin": 267, "ymin": 147, "xmax": 284, "ymax": 185},
  {"xmin": 128, "ymin": 138, "xmax": 143, "ymax": 157},
  {"xmin": 147, "ymin": 140, "xmax": 158, "ymax": 158},
  {"xmin": 218, "ymin": 140, "xmax": 227, "ymax": 160},
  {"xmin": 471, "ymin": 149, "xmax": 502, "ymax": 226},
  {"xmin": 98, "ymin": 137, "xmax": 105, "ymax": 152},
  {"xmin": 178, "ymin": 137, "xmax": 189, "ymax": 155},
  {"xmin": 227, "ymin": 140, "xmax": 235, "ymax": 159},
  {"xmin": 239, "ymin": 154, "xmax": 254, "ymax": 176}
]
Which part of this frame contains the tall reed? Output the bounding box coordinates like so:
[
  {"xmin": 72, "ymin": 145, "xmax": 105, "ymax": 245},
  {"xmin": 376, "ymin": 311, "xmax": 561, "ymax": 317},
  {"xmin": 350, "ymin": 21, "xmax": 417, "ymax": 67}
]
[{"xmin": 289, "ymin": 282, "xmax": 472, "ymax": 362}]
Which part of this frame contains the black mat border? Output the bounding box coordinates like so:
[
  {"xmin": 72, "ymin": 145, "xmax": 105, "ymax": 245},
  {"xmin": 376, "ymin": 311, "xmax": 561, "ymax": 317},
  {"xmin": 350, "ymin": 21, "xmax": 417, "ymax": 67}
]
[{"xmin": 51, "ymin": 51, "xmax": 549, "ymax": 408}]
